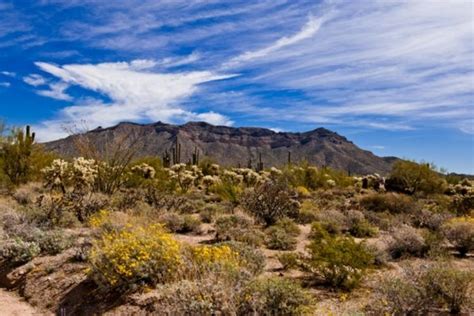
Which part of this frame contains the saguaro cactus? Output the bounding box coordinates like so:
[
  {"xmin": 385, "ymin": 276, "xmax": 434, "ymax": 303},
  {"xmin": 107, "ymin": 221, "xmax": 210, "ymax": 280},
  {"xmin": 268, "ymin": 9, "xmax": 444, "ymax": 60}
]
[
  {"xmin": 162, "ymin": 149, "xmax": 171, "ymax": 168},
  {"xmin": 257, "ymin": 153, "xmax": 264, "ymax": 172},
  {"xmin": 247, "ymin": 158, "xmax": 252, "ymax": 169},
  {"xmin": 192, "ymin": 146, "xmax": 200, "ymax": 165},
  {"xmin": 1, "ymin": 125, "xmax": 36, "ymax": 185},
  {"xmin": 172, "ymin": 140, "xmax": 181, "ymax": 165}
]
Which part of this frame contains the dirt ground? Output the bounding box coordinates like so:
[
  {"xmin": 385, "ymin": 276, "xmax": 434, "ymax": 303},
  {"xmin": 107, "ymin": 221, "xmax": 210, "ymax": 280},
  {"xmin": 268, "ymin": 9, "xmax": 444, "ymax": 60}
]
[{"xmin": 0, "ymin": 289, "xmax": 48, "ymax": 316}]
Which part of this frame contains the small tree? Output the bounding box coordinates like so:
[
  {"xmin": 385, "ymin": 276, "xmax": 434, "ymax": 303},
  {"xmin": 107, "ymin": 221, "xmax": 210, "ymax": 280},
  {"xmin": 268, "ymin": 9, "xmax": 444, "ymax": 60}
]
[
  {"xmin": 241, "ymin": 180, "xmax": 299, "ymax": 226},
  {"xmin": 386, "ymin": 160, "xmax": 446, "ymax": 195}
]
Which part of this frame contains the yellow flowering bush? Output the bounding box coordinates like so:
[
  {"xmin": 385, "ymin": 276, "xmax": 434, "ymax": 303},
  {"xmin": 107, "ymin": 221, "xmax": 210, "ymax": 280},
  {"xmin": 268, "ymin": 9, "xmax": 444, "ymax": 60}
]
[
  {"xmin": 187, "ymin": 245, "xmax": 241, "ymax": 276},
  {"xmin": 88, "ymin": 223, "xmax": 182, "ymax": 289},
  {"xmin": 88, "ymin": 209, "xmax": 111, "ymax": 228}
]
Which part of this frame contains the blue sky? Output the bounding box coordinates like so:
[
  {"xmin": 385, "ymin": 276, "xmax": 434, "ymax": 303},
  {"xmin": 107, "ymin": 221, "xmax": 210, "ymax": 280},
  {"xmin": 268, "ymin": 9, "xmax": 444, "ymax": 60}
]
[{"xmin": 0, "ymin": 0, "xmax": 473, "ymax": 173}]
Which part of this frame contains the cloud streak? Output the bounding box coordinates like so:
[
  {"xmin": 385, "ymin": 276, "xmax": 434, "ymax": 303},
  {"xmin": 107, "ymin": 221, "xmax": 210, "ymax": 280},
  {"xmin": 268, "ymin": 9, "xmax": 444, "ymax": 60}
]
[
  {"xmin": 225, "ymin": 15, "xmax": 325, "ymax": 67},
  {"xmin": 33, "ymin": 60, "xmax": 235, "ymax": 141}
]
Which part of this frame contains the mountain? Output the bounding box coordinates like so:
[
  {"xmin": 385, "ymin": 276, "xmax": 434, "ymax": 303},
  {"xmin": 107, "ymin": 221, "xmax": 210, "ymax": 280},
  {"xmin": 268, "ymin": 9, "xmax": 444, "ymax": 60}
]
[{"xmin": 44, "ymin": 121, "xmax": 398, "ymax": 175}]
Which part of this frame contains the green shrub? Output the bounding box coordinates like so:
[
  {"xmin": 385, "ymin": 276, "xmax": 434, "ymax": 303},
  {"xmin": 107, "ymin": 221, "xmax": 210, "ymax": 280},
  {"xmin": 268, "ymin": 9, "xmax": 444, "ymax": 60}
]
[
  {"xmin": 181, "ymin": 215, "xmax": 202, "ymax": 234},
  {"xmin": 265, "ymin": 226, "xmax": 297, "ymax": 250},
  {"xmin": 199, "ymin": 205, "xmax": 220, "ymax": 223},
  {"xmin": 422, "ymin": 265, "xmax": 474, "ymax": 314},
  {"xmin": 305, "ymin": 226, "xmax": 374, "ymax": 290},
  {"xmin": 0, "ymin": 239, "xmax": 41, "ymax": 264},
  {"xmin": 450, "ymin": 194, "xmax": 474, "ymax": 216},
  {"xmin": 212, "ymin": 179, "xmax": 242, "ymax": 207},
  {"xmin": 215, "ymin": 215, "xmax": 264, "ymax": 246},
  {"xmin": 159, "ymin": 213, "xmax": 201, "ymax": 234},
  {"xmin": 238, "ymin": 278, "xmax": 312, "ymax": 315},
  {"xmin": 159, "ymin": 212, "xmax": 184, "ymax": 232},
  {"xmin": 372, "ymin": 263, "xmax": 473, "ymax": 315},
  {"xmin": 360, "ymin": 193, "xmax": 419, "ymax": 214},
  {"xmin": 296, "ymin": 208, "xmax": 318, "ymax": 224},
  {"xmin": 151, "ymin": 278, "xmax": 240, "ymax": 315},
  {"xmin": 346, "ymin": 210, "xmax": 378, "ymax": 238},
  {"xmin": 374, "ymin": 277, "xmax": 429, "ymax": 315},
  {"xmin": 296, "ymin": 200, "xmax": 318, "ymax": 224},
  {"xmin": 308, "ymin": 222, "xmax": 339, "ymax": 239},
  {"xmin": 274, "ymin": 217, "xmax": 301, "ymax": 236},
  {"xmin": 220, "ymin": 241, "xmax": 266, "ymax": 276},
  {"xmin": 442, "ymin": 217, "xmax": 474, "ymax": 256},
  {"xmin": 37, "ymin": 230, "xmax": 74, "ymax": 255},
  {"xmin": 313, "ymin": 209, "xmax": 348, "ymax": 234},
  {"xmin": 278, "ymin": 252, "xmax": 300, "ymax": 270},
  {"xmin": 241, "ymin": 180, "xmax": 299, "ymax": 226},
  {"xmin": 387, "ymin": 226, "xmax": 428, "ymax": 259}
]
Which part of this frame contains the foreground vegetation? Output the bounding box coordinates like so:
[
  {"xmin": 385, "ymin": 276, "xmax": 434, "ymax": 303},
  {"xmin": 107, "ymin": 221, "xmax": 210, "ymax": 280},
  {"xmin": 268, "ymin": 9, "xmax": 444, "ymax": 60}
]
[{"xmin": 0, "ymin": 125, "xmax": 472, "ymax": 315}]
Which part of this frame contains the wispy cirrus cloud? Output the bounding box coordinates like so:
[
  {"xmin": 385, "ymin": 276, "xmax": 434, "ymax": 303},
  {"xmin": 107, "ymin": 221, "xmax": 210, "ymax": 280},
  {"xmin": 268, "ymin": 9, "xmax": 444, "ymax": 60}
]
[
  {"xmin": 23, "ymin": 74, "xmax": 48, "ymax": 86},
  {"xmin": 218, "ymin": 0, "xmax": 473, "ymax": 133},
  {"xmin": 225, "ymin": 15, "xmax": 325, "ymax": 67},
  {"xmin": 32, "ymin": 60, "xmax": 235, "ymax": 141}
]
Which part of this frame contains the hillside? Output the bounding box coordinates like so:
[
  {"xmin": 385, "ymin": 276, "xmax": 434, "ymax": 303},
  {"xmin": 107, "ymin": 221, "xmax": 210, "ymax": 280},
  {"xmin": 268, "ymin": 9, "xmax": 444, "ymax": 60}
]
[{"xmin": 44, "ymin": 121, "xmax": 397, "ymax": 175}]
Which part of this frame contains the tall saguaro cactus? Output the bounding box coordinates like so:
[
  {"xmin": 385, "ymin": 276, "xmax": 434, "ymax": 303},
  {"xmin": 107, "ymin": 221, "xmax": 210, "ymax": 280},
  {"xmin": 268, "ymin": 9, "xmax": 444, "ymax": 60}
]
[
  {"xmin": 192, "ymin": 146, "xmax": 200, "ymax": 165},
  {"xmin": 0, "ymin": 125, "xmax": 36, "ymax": 185},
  {"xmin": 162, "ymin": 149, "xmax": 171, "ymax": 168},
  {"xmin": 257, "ymin": 153, "xmax": 264, "ymax": 172},
  {"xmin": 171, "ymin": 140, "xmax": 181, "ymax": 165}
]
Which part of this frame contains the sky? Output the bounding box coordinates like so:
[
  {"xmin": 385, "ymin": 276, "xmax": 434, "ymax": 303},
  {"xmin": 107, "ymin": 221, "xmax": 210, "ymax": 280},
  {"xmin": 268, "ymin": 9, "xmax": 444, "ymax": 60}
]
[{"xmin": 0, "ymin": 0, "xmax": 473, "ymax": 173}]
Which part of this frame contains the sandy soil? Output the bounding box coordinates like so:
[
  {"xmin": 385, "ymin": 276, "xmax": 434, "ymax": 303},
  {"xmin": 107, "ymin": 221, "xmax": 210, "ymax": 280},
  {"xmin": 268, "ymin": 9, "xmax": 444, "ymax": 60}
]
[{"xmin": 0, "ymin": 289, "xmax": 47, "ymax": 316}]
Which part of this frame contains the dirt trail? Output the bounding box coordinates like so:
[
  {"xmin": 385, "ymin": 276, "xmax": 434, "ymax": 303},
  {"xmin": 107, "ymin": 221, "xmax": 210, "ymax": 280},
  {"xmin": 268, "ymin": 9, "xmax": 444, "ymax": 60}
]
[{"xmin": 0, "ymin": 289, "xmax": 46, "ymax": 316}]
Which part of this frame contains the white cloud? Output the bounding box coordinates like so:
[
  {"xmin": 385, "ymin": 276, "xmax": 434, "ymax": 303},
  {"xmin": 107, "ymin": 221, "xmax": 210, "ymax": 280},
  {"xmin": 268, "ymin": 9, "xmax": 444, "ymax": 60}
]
[
  {"xmin": 225, "ymin": 15, "xmax": 325, "ymax": 67},
  {"xmin": 0, "ymin": 82, "xmax": 10, "ymax": 87},
  {"xmin": 228, "ymin": 0, "xmax": 474, "ymax": 133},
  {"xmin": 1, "ymin": 71, "xmax": 15, "ymax": 77},
  {"xmin": 157, "ymin": 52, "xmax": 201, "ymax": 68},
  {"xmin": 36, "ymin": 82, "xmax": 72, "ymax": 101},
  {"xmin": 23, "ymin": 74, "xmax": 48, "ymax": 86},
  {"xmin": 33, "ymin": 60, "xmax": 235, "ymax": 141}
]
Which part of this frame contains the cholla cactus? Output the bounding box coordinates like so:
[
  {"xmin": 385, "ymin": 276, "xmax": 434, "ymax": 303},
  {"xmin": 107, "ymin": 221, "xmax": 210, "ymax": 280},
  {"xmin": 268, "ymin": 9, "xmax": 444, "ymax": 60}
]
[
  {"xmin": 131, "ymin": 163, "xmax": 156, "ymax": 179},
  {"xmin": 326, "ymin": 179, "xmax": 336, "ymax": 187},
  {"xmin": 42, "ymin": 159, "xmax": 70, "ymax": 192},
  {"xmin": 180, "ymin": 171, "xmax": 196, "ymax": 192},
  {"xmin": 222, "ymin": 170, "xmax": 243, "ymax": 185},
  {"xmin": 202, "ymin": 175, "xmax": 218, "ymax": 187},
  {"xmin": 269, "ymin": 167, "xmax": 283, "ymax": 178},
  {"xmin": 234, "ymin": 168, "xmax": 260, "ymax": 186},
  {"xmin": 202, "ymin": 175, "xmax": 218, "ymax": 193},
  {"xmin": 70, "ymin": 157, "xmax": 98, "ymax": 190},
  {"xmin": 209, "ymin": 164, "xmax": 220, "ymax": 175},
  {"xmin": 42, "ymin": 157, "xmax": 97, "ymax": 193},
  {"xmin": 190, "ymin": 165, "xmax": 203, "ymax": 186},
  {"xmin": 258, "ymin": 171, "xmax": 271, "ymax": 184},
  {"xmin": 167, "ymin": 164, "xmax": 197, "ymax": 192},
  {"xmin": 171, "ymin": 163, "xmax": 187, "ymax": 173}
]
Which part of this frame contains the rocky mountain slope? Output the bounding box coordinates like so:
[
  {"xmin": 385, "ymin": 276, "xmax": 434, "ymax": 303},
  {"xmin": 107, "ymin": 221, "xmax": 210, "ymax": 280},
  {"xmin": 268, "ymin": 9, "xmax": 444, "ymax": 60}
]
[{"xmin": 44, "ymin": 121, "xmax": 397, "ymax": 175}]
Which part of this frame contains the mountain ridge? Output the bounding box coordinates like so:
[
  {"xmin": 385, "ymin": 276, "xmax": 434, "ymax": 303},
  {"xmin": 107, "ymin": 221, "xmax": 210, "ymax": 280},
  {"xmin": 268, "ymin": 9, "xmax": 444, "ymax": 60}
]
[{"xmin": 45, "ymin": 121, "xmax": 398, "ymax": 175}]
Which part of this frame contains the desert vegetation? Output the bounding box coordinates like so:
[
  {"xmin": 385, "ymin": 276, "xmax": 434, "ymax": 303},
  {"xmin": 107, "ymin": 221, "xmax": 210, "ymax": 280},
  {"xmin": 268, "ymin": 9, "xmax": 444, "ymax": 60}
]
[{"xmin": 0, "ymin": 125, "xmax": 472, "ymax": 315}]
